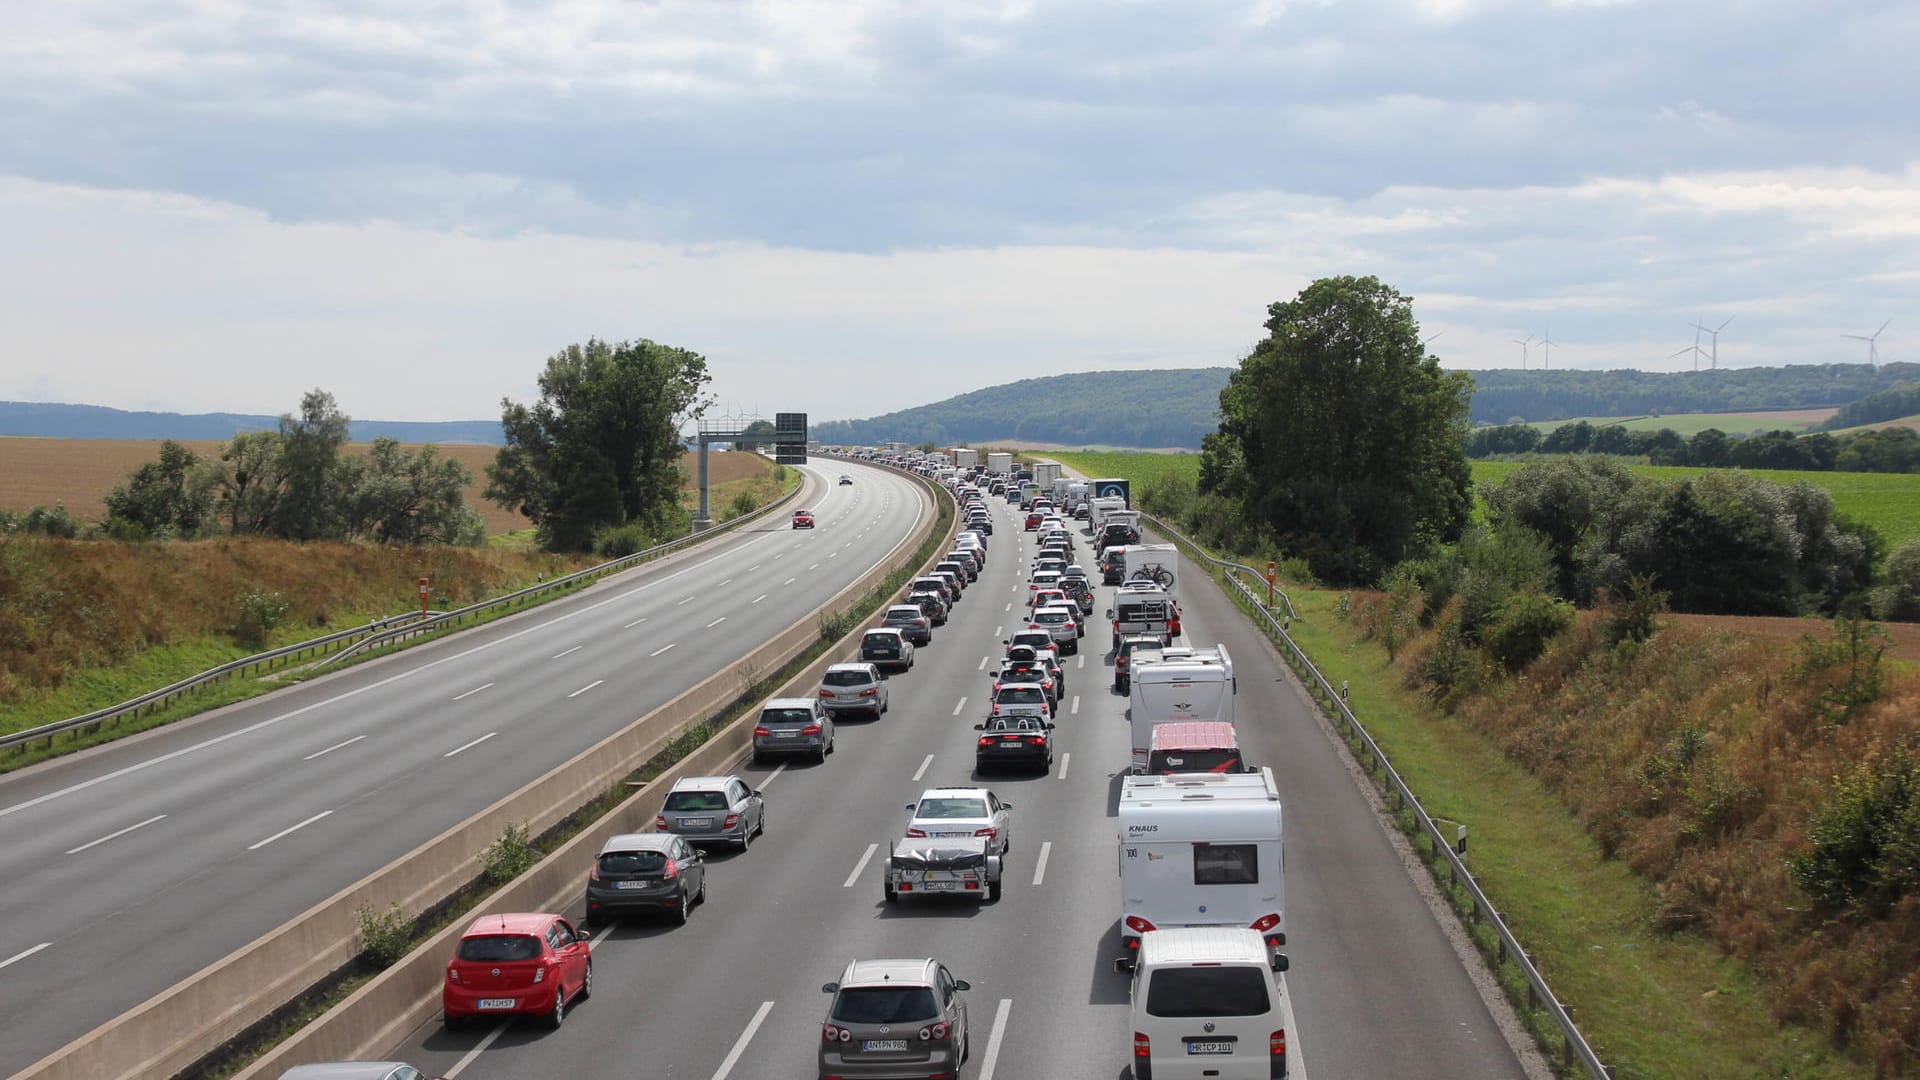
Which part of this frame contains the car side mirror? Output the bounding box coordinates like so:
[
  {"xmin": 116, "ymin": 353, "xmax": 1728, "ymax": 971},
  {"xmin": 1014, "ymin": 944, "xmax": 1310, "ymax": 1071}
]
[
  {"xmin": 953, "ymin": 979, "xmax": 971, "ymax": 992},
  {"xmin": 1112, "ymin": 957, "xmax": 1135, "ymax": 974},
  {"xmin": 1000, "ymin": 802, "xmax": 1013, "ymax": 809},
  {"xmin": 905, "ymin": 804, "xmax": 916, "ymax": 812},
  {"xmin": 822, "ymin": 982, "xmax": 840, "ymax": 993},
  {"xmin": 1105, "ymin": 609, "xmax": 1114, "ymax": 619},
  {"xmin": 1271, "ymin": 953, "xmax": 1290, "ymax": 973},
  {"xmin": 973, "ymin": 723, "xmax": 985, "ymax": 730}
]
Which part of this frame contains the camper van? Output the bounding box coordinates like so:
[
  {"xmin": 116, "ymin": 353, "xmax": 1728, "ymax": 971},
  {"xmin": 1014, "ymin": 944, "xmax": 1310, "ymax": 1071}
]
[
  {"xmin": 1108, "ymin": 586, "xmax": 1180, "ymax": 651},
  {"xmin": 1129, "ymin": 644, "xmax": 1234, "ymax": 773},
  {"xmin": 1149, "ymin": 721, "xmax": 1247, "ymax": 775},
  {"xmin": 1117, "ymin": 768, "xmax": 1285, "ymax": 956},
  {"xmin": 1117, "ymin": 927, "xmax": 1293, "ymax": 1080}
]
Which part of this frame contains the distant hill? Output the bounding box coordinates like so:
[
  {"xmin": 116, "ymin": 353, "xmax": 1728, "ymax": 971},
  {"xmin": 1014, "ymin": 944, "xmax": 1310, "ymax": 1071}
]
[
  {"xmin": 1466, "ymin": 363, "xmax": 1920, "ymax": 426},
  {"xmin": 1812, "ymin": 379, "xmax": 1920, "ymax": 432},
  {"xmin": 812, "ymin": 369, "xmax": 1232, "ymax": 449},
  {"xmin": 0, "ymin": 401, "xmax": 504, "ymax": 444}
]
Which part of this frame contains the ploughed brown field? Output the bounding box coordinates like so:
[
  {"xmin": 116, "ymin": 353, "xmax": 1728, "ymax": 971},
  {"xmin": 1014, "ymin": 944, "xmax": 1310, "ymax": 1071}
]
[{"xmin": 0, "ymin": 438, "xmax": 773, "ymax": 536}]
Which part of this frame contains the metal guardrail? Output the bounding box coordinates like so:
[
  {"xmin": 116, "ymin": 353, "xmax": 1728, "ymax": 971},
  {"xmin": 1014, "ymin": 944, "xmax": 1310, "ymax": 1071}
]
[
  {"xmin": 1, "ymin": 479, "xmax": 805, "ymax": 755},
  {"xmin": 1139, "ymin": 509, "xmax": 1612, "ymax": 1079}
]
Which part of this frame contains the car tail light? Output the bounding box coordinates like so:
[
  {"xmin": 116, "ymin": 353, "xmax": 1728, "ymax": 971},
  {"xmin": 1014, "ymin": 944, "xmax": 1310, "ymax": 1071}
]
[
  {"xmin": 589, "ymin": 862, "xmax": 602, "ymax": 882},
  {"xmin": 818, "ymin": 688, "xmax": 834, "ymax": 697},
  {"xmin": 918, "ymin": 1021, "xmax": 951, "ymax": 1041},
  {"xmin": 1250, "ymin": 912, "xmax": 1282, "ymax": 933},
  {"xmin": 448, "ymin": 966, "xmax": 462, "ymax": 983},
  {"xmin": 1027, "ymin": 736, "xmax": 1046, "ymax": 746},
  {"xmin": 654, "ymin": 815, "xmax": 668, "ymax": 831},
  {"xmin": 974, "ymin": 827, "xmax": 998, "ymax": 839},
  {"xmin": 990, "ymin": 705, "xmax": 1000, "ymax": 715},
  {"xmin": 724, "ymin": 813, "xmax": 740, "ymax": 828},
  {"xmin": 1170, "ymin": 617, "xmax": 1183, "ymax": 635},
  {"xmin": 753, "ymin": 726, "xmax": 772, "ymax": 737},
  {"xmin": 823, "ymin": 1023, "xmax": 851, "ymax": 1042},
  {"xmin": 801, "ymin": 724, "xmax": 823, "ymax": 736},
  {"xmin": 1124, "ymin": 915, "xmax": 1157, "ymax": 935},
  {"xmin": 978, "ymin": 736, "xmax": 994, "ymax": 747},
  {"xmin": 1134, "ymin": 1032, "xmax": 1151, "ymax": 1058},
  {"xmin": 906, "ymin": 827, "xmax": 927, "ymax": 837},
  {"xmin": 661, "ymin": 858, "xmax": 680, "ymax": 880},
  {"xmin": 859, "ymin": 688, "xmax": 878, "ymax": 697}
]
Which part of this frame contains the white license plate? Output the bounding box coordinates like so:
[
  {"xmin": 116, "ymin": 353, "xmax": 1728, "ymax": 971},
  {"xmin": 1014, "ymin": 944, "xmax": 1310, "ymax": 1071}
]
[
  {"xmin": 925, "ymin": 881, "xmax": 961, "ymax": 891},
  {"xmin": 682, "ymin": 817, "xmax": 713, "ymax": 827},
  {"xmin": 1187, "ymin": 1040, "xmax": 1235, "ymax": 1055},
  {"xmin": 477, "ymin": 998, "xmax": 516, "ymax": 1010},
  {"xmin": 862, "ymin": 1039, "xmax": 908, "ymax": 1052},
  {"xmin": 777, "ymin": 730, "xmax": 797, "ymax": 738},
  {"xmin": 615, "ymin": 880, "xmax": 649, "ymax": 890},
  {"xmin": 933, "ymin": 831, "xmax": 969, "ymax": 838}
]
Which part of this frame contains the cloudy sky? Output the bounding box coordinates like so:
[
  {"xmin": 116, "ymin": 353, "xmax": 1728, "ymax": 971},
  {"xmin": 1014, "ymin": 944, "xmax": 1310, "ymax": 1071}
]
[{"xmin": 2, "ymin": 0, "xmax": 1914, "ymax": 424}]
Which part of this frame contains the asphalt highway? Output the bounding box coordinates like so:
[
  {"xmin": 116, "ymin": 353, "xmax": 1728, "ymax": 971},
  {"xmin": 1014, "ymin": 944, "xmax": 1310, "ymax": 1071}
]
[
  {"xmin": 385, "ymin": 483, "xmax": 1530, "ymax": 1080},
  {"xmin": 0, "ymin": 459, "xmax": 929, "ymax": 1070}
]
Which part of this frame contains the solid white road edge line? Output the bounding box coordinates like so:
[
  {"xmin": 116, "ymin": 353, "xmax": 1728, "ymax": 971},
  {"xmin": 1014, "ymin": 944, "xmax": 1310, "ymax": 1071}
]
[
  {"xmin": 551, "ymin": 645, "xmax": 582, "ymax": 660},
  {"xmin": 709, "ymin": 1000, "xmax": 776, "ymax": 1080},
  {"xmin": 247, "ymin": 810, "xmax": 333, "ymax": 851},
  {"xmin": 444, "ymin": 732, "xmax": 497, "ymax": 757},
  {"xmin": 1032, "ymin": 841, "xmax": 1052, "ymax": 886},
  {"xmin": 442, "ymin": 1019, "xmax": 508, "ymax": 1079},
  {"xmin": 977, "ymin": 997, "xmax": 1014, "ymax": 1080},
  {"xmin": 651, "ymin": 643, "xmax": 677, "ymax": 657},
  {"xmin": 952, "ymin": 698, "xmax": 967, "ymax": 716},
  {"xmin": 843, "ymin": 842, "xmax": 878, "ymax": 887},
  {"xmin": 303, "ymin": 734, "xmax": 366, "ymax": 760},
  {"xmin": 0, "ymin": 942, "xmax": 53, "ymax": 970},
  {"xmin": 67, "ymin": 814, "xmax": 167, "ymax": 855},
  {"xmin": 568, "ymin": 680, "xmax": 603, "ymax": 698},
  {"xmin": 913, "ymin": 754, "xmax": 934, "ymax": 782}
]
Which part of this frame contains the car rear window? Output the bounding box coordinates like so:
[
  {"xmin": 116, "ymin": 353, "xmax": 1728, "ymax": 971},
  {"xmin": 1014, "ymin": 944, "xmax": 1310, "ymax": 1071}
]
[
  {"xmin": 760, "ymin": 708, "xmax": 815, "ymax": 724},
  {"xmin": 997, "ymin": 687, "xmax": 1044, "ymax": 704},
  {"xmin": 917, "ymin": 797, "xmax": 988, "ymax": 818},
  {"xmin": 598, "ymin": 850, "xmax": 668, "ymax": 875},
  {"xmin": 457, "ymin": 934, "xmax": 542, "ymax": 962},
  {"xmin": 822, "ymin": 670, "xmax": 873, "ymax": 687},
  {"xmin": 832, "ymin": 986, "xmax": 939, "ymax": 1024},
  {"xmin": 864, "ymin": 632, "xmax": 900, "ymax": 645},
  {"xmin": 1035, "ymin": 611, "xmax": 1066, "ymax": 623},
  {"xmin": 1145, "ymin": 966, "xmax": 1271, "ymax": 1018},
  {"xmin": 664, "ymin": 790, "xmax": 729, "ymax": 811}
]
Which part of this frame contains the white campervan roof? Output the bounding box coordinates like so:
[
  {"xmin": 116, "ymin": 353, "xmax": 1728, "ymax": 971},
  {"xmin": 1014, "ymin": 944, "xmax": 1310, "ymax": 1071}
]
[{"xmin": 1118, "ymin": 770, "xmax": 1280, "ymax": 844}]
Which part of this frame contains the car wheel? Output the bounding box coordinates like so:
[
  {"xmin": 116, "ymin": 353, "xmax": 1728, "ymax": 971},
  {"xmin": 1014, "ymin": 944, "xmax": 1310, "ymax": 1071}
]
[
  {"xmin": 673, "ymin": 887, "xmax": 691, "ymax": 926},
  {"xmin": 987, "ymin": 878, "xmax": 1002, "ymax": 903},
  {"xmin": 880, "ymin": 697, "xmax": 890, "ymax": 715},
  {"xmin": 546, "ymin": 984, "xmax": 567, "ymax": 1030},
  {"xmin": 884, "ymin": 883, "xmax": 898, "ymax": 903},
  {"xmin": 739, "ymin": 821, "xmax": 753, "ymax": 851},
  {"xmin": 696, "ymin": 874, "xmax": 708, "ymax": 904},
  {"xmin": 756, "ymin": 806, "xmax": 767, "ymax": 836},
  {"xmin": 579, "ymin": 959, "xmax": 593, "ymax": 1000}
]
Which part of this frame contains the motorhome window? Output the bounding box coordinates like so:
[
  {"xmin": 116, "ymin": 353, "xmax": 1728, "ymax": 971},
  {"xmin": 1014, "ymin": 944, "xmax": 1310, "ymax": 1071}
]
[{"xmin": 1193, "ymin": 843, "xmax": 1260, "ymax": 885}]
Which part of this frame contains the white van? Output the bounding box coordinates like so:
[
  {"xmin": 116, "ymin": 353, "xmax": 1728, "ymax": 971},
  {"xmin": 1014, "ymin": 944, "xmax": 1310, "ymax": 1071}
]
[
  {"xmin": 1116, "ymin": 927, "xmax": 1294, "ymax": 1079},
  {"xmin": 1129, "ymin": 644, "xmax": 1235, "ymax": 773},
  {"xmin": 1117, "ymin": 768, "xmax": 1284, "ymax": 953}
]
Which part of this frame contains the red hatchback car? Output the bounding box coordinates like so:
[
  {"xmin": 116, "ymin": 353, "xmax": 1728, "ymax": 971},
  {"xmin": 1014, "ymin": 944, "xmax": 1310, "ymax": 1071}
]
[
  {"xmin": 1024, "ymin": 511, "xmax": 1044, "ymax": 530},
  {"xmin": 444, "ymin": 912, "xmax": 592, "ymax": 1030},
  {"xmin": 792, "ymin": 509, "xmax": 816, "ymax": 529}
]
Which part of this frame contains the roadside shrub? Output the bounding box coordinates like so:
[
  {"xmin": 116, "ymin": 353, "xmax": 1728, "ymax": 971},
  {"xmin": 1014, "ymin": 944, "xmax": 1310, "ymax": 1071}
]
[
  {"xmin": 229, "ymin": 591, "xmax": 292, "ymax": 649},
  {"xmin": 1599, "ymin": 573, "xmax": 1667, "ymax": 648},
  {"xmin": 480, "ymin": 821, "xmax": 538, "ymax": 885},
  {"xmin": 1870, "ymin": 539, "xmax": 1920, "ymax": 622},
  {"xmin": 355, "ymin": 901, "xmax": 414, "ymax": 968},
  {"xmin": 1786, "ymin": 616, "xmax": 1891, "ymax": 725},
  {"xmin": 1, "ymin": 504, "xmax": 82, "ymax": 538},
  {"xmin": 1481, "ymin": 592, "xmax": 1574, "ymax": 671},
  {"xmin": 593, "ymin": 522, "xmax": 657, "ymax": 559},
  {"xmin": 1790, "ymin": 749, "xmax": 1920, "ymax": 915},
  {"xmin": 725, "ymin": 490, "xmax": 759, "ymax": 521}
]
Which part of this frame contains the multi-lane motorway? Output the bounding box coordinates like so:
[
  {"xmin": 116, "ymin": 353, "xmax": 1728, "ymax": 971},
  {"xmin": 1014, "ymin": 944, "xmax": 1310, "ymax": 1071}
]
[
  {"xmin": 0, "ymin": 461, "xmax": 929, "ymax": 1070},
  {"xmin": 380, "ymin": 481, "xmax": 1534, "ymax": 1079}
]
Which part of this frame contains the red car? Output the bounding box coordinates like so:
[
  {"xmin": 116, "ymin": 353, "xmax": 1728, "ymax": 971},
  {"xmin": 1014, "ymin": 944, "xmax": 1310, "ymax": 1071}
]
[
  {"xmin": 1024, "ymin": 511, "xmax": 1044, "ymax": 530},
  {"xmin": 792, "ymin": 509, "xmax": 816, "ymax": 529},
  {"xmin": 444, "ymin": 912, "xmax": 592, "ymax": 1030}
]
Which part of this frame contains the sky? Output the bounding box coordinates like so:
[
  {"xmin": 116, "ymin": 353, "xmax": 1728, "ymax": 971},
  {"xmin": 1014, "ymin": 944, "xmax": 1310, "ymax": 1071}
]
[{"xmin": 1, "ymin": 0, "xmax": 1915, "ymax": 425}]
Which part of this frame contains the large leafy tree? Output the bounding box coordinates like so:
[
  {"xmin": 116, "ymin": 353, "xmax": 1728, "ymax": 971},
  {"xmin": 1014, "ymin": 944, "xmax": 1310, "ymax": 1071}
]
[
  {"xmin": 486, "ymin": 338, "xmax": 713, "ymax": 551},
  {"xmin": 103, "ymin": 439, "xmax": 218, "ymax": 538},
  {"xmin": 341, "ymin": 438, "xmax": 483, "ymax": 545},
  {"xmin": 270, "ymin": 389, "xmax": 352, "ymax": 541},
  {"xmin": 1201, "ymin": 276, "xmax": 1474, "ymax": 584}
]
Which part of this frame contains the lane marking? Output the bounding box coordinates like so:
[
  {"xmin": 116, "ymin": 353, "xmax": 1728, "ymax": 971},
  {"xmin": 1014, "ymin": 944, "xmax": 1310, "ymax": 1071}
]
[
  {"xmin": 247, "ymin": 810, "xmax": 333, "ymax": 851},
  {"xmin": 1071, "ymin": 695, "xmax": 1081, "ymax": 715},
  {"xmin": 1058, "ymin": 752, "xmax": 1070, "ymax": 780},
  {"xmin": 67, "ymin": 814, "xmax": 167, "ymax": 855},
  {"xmin": 706, "ymin": 616, "xmax": 727, "ymax": 629},
  {"xmin": 977, "ymin": 655, "xmax": 989, "ymax": 670},
  {"xmin": 623, "ymin": 617, "xmax": 648, "ymax": 629},
  {"xmin": 912, "ymin": 753, "xmax": 934, "ymax": 781},
  {"xmin": 651, "ymin": 643, "xmax": 677, "ymax": 657},
  {"xmin": 304, "ymin": 734, "xmax": 366, "ymax": 761},
  {"xmin": 551, "ymin": 645, "xmax": 582, "ymax": 660},
  {"xmin": 829, "ymin": 551, "xmax": 838, "ymax": 558},
  {"xmin": 808, "ymin": 563, "xmax": 820, "ymax": 571},
  {"xmin": 748, "ymin": 564, "xmax": 761, "ymax": 571},
  {"xmin": 709, "ymin": 1000, "xmax": 776, "ymax": 1080},
  {"xmin": 444, "ymin": 732, "xmax": 497, "ymax": 757},
  {"xmin": 755, "ymin": 762, "xmax": 789, "ymax": 790},
  {"xmin": 952, "ymin": 698, "xmax": 967, "ymax": 716},
  {"xmin": 718, "ymin": 578, "xmax": 733, "ymax": 587},
  {"xmin": 443, "ymin": 1019, "xmax": 508, "ymax": 1078},
  {"xmin": 677, "ymin": 595, "xmax": 696, "ymax": 606},
  {"xmin": 843, "ymin": 842, "xmax": 878, "ymax": 887},
  {"xmin": 452, "ymin": 682, "xmax": 494, "ymax": 702},
  {"xmin": 1077, "ymin": 654, "xmax": 1085, "ymax": 669},
  {"xmin": 978, "ymin": 998, "xmax": 1014, "ymax": 1080},
  {"xmin": 1004, "ymin": 602, "xmax": 1011, "ymax": 612},
  {"xmin": 783, "ymin": 577, "xmax": 797, "ymax": 586},
  {"xmin": 994, "ymin": 625, "xmax": 1002, "ymax": 637},
  {"xmin": 0, "ymin": 943, "xmax": 52, "ymax": 971},
  {"xmin": 1033, "ymin": 841, "xmax": 1052, "ymax": 886},
  {"xmin": 751, "ymin": 593, "xmax": 767, "ymax": 604},
  {"xmin": 568, "ymin": 680, "xmax": 603, "ymax": 698}
]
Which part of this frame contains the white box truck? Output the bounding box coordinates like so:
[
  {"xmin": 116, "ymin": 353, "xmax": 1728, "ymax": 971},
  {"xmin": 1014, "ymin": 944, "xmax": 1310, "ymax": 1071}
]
[
  {"xmin": 1117, "ymin": 768, "xmax": 1285, "ymax": 955},
  {"xmin": 1030, "ymin": 462, "xmax": 1063, "ymax": 490},
  {"xmin": 1121, "ymin": 542, "xmax": 1180, "ymax": 595},
  {"xmin": 951, "ymin": 448, "xmax": 979, "ymax": 469},
  {"xmin": 1129, "ymin": 644, "xmax": 1235, "ymax": 772},
  {"xmin": 987, "ymin": 451, "xmax": 1014, "ymax": 476}
]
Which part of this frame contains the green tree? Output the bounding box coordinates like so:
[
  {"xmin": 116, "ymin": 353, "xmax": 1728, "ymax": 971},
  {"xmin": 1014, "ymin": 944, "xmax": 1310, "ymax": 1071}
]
[
  {"xmin": 1202, "ymin": 276, "xmax": 1474, "ymax": 584},
  {"xmin": 486, "ymin": 338, "xmax": 713, "ymax": 552},
  {"xmin": 1871, "ymin": 539, "xmax": 1920, "ymax": 622},
  {"xmin": 103, "ymin": 439, "xmax": 217, "ymax": 538},
  {"xmin": 1483, "ymin": 456, "xmax": 1637, "ymax": 602},
  {"xmin": 342, "ymin": 438, "xmax": 484, "ymax": 545},
  {"xmin": 214, "ymin": 430, "xmax": 285, "ymax": 535},
  {"xmin": 270, "ymin": 389, "xmax": 352, "ymax": 541}
]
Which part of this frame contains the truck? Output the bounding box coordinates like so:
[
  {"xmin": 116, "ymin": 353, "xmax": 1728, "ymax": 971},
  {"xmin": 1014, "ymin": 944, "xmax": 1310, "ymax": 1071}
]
[
  {"xmin": 1030, "ymin": 462, "xmax": 1063, "ymax": 490},
  {"xmin": 1120, "ymin": 542, "xmax": 1179, "ymax": 596},
  {"xmin": 1089, "ymin": 477, "xmax": 1132, "ymax": 507},
  {"xmin": 987, "ymin": 451, "xmax": 1014, "ymax": 476},
  {"xmin": 951, "ymin": 448, "xmax": 979, "ymax": 470},
  {"xmin": 1129, "ymin": 643, "xmax": 1235, "ymax": 773},
  {"xmin": 1117, "ymin": 767, "xmax": 1285, "ymax": 954}
]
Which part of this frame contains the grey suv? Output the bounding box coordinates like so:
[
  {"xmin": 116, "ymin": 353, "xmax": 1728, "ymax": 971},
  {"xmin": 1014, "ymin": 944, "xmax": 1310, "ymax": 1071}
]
[
  {"xmin": 752, "ymin": 697, "xmax": 834, "ymax": 763},
  {"xmin": 819, "ymin": 662, "xmax": 888, "ymax": 719},
  {"xmin": 818, "ymin": 958, "xmax": 971, "ymax": 1079}
]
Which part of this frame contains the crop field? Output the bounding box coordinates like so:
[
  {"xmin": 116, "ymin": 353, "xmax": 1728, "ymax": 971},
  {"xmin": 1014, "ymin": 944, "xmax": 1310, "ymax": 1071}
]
[
  {"xmin": 1048, "ymin": 450, "xmax": 1201, "ymax": 490},
  {"xmin": 0, "ymin": 438, "xmax": 773, "ymax": 536},
  {"xmin": 1526, "ymin": 408, "xmax": 1837, "ymax": 436}
]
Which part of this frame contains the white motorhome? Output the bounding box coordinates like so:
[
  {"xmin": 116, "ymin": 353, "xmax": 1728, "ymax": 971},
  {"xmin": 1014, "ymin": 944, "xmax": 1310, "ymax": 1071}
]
[
  {"xmin": 1108, "ymin": 585, "xmax": 1179, "ymax": 650},
  {"xmin": 1088, "ymin": 495, "xmax": 1126, "ymax": 531},
  {"xmin": 1117, "ymin": 768, "xmax": 1285, "ymax": 955},
  {"xmin": 1129, "ymin": 644, "xmax": 1235, "ymax": 772},
  {"xmin": 1121, "ymin": 542, "xmax": 1179, "ymax": 596}
]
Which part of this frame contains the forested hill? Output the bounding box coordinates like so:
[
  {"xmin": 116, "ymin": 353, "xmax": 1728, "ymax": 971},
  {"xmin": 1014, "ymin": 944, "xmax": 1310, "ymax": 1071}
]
[
  {"xmin": 0, "ymin": 401, "xmax": 505, "ymax": 444},
  {"xmin": 811, "ymin": 368, "xmax": 1232, "ymax": 448},
  {"xmin": 1466, "ymin": 362, "xmax": 1920, "ymax": 424}
]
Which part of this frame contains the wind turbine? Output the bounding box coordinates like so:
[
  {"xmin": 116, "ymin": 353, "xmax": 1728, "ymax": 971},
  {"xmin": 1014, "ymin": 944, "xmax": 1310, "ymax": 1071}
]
[
  {"xmin": 1690, "ymin": 316, "xmax": 1735, "ymax": 370},
  {"xmin": 1537, "ymin": 326, "xmax": 1557, "ymax": 370},
  {"xmin": 1509, "ymin": 334, "xmax": 1534, "ymax": 369},
  {"xmin": 1842, "ymin": 319, "xmax": 1892, "ymax": 368},
  {"xmin": 1669, "ymin": 323, "xmax": 1707, "ymax": 371}
]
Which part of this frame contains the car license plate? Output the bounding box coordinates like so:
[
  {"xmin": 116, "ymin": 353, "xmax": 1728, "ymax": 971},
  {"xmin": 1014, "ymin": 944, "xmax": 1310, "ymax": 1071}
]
[
  {"xmin": 925, "ymin": 881, "xmax": 960, "ymax": 891},
  {"xmin": 933, "ymin": 831, "xmax": 968, "ymax": 838},
  {"xmin": 1001, "ymin": 739, "xmax": 1022, "ymax": 745},
  {"xmin": 1187, "ymin": 1039, "xmax": 1235, "ymax": 1054},
  {"xmin": 683, "ymin": 817, "xmax": 713, "ymax": 827},
  {"xmin": 477, "ymin": 998, "xmax": 516, "ymax": 1010},
  {"xmin": 863, "ymin": 1039, "xmax": 908, "ymax": 1052},
  {"xmin": 777, "ymin": 730, "xmax": 797, "ymax": 737},
  {"xmin": 615, "ymin": 880, "xmax": 648, "ymax": 890}
]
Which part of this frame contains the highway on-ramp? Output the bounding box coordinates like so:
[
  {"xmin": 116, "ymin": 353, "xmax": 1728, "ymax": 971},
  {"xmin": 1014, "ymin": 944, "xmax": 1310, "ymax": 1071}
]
[
  {"xmin": 0, "ymin": 460, "xmax": 929, "ymax": 1070},
  {"xmin": 380, "ymin": 482, "xmax": 1532, "ymax": 1079}
]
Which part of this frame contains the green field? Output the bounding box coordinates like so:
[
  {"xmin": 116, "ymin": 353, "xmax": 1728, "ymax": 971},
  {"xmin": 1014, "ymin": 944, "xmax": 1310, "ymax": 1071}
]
[
  {"xmin": 1053, "ymin": 451, "xmax": 1920, "ymax": 552},
  {"xmin": 1526, "ymin": 411, "xmax": 1833, "ymax": 436}
]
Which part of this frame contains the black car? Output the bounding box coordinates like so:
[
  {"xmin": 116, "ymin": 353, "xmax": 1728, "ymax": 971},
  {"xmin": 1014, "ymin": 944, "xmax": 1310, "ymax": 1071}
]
[
  {"xmin": 585, "ymin": 832, "xmax": 706, "ymax": 926},
  {"xmin": 973, "ymin": 716, "xmax": 1054, "ymax": 774},
  {"xmin": 1114, "ymin": 634, "xmax": 1166, "ymax": 692}
]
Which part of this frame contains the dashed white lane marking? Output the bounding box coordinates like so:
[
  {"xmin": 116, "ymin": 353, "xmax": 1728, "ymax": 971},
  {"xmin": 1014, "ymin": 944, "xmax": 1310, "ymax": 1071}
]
[
  {"xmin": 1077, "ymin": 654, "xmax": 1085, "ymax": 669},
  {"xmin": 718, "ymin": 578, "xmax": 733, "ymax": 587},
  {"xmin": 843, "ymin": 842, "xmax": 879, "ymax": 887},
  {"xmin": 952, "ymin": 698, "xmax": 967, "ymax": 716},
  {"xmin": 756, "ymin": 762, "xmax": 790, "ymax": 790},
  {"xmin": 1032, "ymin": 841, "xmax": 1052, "ymax": 886},
  {"xmin": 677, "ymin": 595, "xmax": 696, "ymax": 605},
  {"xmin": 0, "ymin": 942, "xmax": 53, "ymax": 970},
  {"xmin": 444, "ymin": 732, "xmax": 497, "ymax": 757},
  {"xmin": 748, "ymin": 564, "xmax": 761, "ymax": 571},
  {"xmin": 784, "ymin": 577, "xmax": 797, "ymax": 586},
  {"xmin": 452, "ymin": 682, "xmax": 493, "ymax": 701},
  {"xmin": 978, "ymin": 998, "xmax": 1014, "ymax": 1080},
  {"xmin": 706, "ymin": 616, "xmax": 727, "ymax": 628},
  {"xmin": 1004, "ymin": 602, "xmax": 1012, "ymax": 611},
  {"xmin": 913, "ymin": 753, "xmax": 934, "ymax": 781},
  {"xmin": 247, "ymin": 810, "xmax": 333, "ymax": 850},
  {"xmin": 994, "ymin": 625, "xmax": 1003, "ymax": 637},
  {"xmin": 623, "ymin": 617, "xmax": 648, "ymax": 629},
  {"xmin": 304, "ymin": 734, "xmax": 367, "ymax": 761},
  {"xmin": 977, "ymin": 655, "xmax": 989, "ymax": 670},
  {"xmin": 568, "ymin": 680, "xmax": 603, "ymax": 698},
  {"xmin": 442, "ymin": 1018, "xmax": 508, "ymax": 1078},
  {"xmin": 651, "ymin": 643, "xmax": 677, "ymax": 657},
  {"xmin": 709, "ymin": 1000, "xmax": 776, "ymax": 1080},
  {"xmin": 809, "ymin": 563, "xmax": 821, "ymax": 570},
  {"xmin": 752, "ymin": 593, "xmax": 767, "ymax": 604},
  {"xmin": 552, "ymin": 645, "xmax": 582, "ymax": 659},
  {"xmin": 1071, "ymin": 696, "xmax": 1081, "ymax": 715},
  {"xmin": 1058, "ymin": 753, "xmax": 1070, "ymax": 780},
  {"xmin": 67, "ymin": 814, "xmax": 168, "ymax": 855}
]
